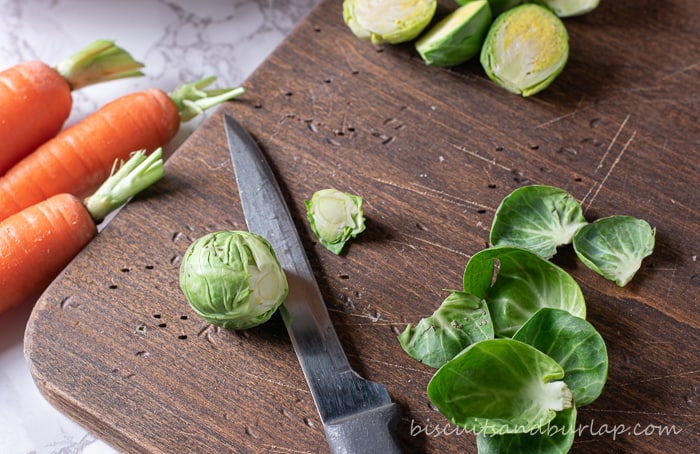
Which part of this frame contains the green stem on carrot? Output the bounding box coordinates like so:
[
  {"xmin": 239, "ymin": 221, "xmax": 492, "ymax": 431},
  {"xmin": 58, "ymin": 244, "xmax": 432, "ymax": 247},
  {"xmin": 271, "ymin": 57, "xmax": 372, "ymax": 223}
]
[
  {"xmin": 83, "ymin": 148, "xmax": 163, "ymax": 223},
  {"xmin": 55, "ymin": 39, "xmax": 145, "ymax": 90},
  {"xmin": 170, "ymin": 76, "xmax": 247, "ymax": 122}
]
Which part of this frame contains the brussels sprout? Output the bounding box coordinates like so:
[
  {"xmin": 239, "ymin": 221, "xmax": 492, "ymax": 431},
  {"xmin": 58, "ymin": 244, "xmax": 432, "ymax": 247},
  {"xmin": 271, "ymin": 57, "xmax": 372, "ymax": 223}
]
[
  {"xmin": 305, "ymin": 188, "xmax": 366, "ymax": 255},
  {"xmin": 179, "ymin": 230, "xmax": 288, "ymax": 330},
  {"xmin": 530, "ymin": 0, "xmax": 600, "ymax": 18},
  {"xmin": 456, "ymin": 0, "xmax": 523, "ymax": 17},
  {"xmin": 573, "ymin": 215, "xmax": 656, "ymax": 287},
  {"xmin": 342, "ymin": 0, "xmax": 437, "ymax": 45},
  {"xmin": 480, "ymin": 3, "xmax": 569, "ymax": 96},
  {"xmin": 415, "ymin": 0, "xmax": 493, "ymax": 67}
]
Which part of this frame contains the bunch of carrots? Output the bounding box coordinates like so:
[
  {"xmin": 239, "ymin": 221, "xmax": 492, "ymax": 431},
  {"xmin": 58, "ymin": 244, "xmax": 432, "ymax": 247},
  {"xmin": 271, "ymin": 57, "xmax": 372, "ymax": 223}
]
[{"xmin": 0, "ymin": 40, "xmax": 246, "ymax": 314}]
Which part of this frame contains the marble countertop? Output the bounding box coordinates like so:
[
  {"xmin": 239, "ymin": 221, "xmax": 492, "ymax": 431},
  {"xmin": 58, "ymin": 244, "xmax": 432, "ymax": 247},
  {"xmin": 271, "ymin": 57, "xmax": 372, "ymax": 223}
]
[{"xmin": 0, "ymin": 1, "xmax": 317, "ymax": 452}]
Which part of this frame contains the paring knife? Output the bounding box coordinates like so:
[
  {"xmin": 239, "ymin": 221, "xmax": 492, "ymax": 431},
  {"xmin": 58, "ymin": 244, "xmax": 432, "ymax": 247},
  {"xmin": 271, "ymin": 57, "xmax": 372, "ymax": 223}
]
[{"xmin": 223, "ymin": 114, "xmax": 403, "ymax": 454}]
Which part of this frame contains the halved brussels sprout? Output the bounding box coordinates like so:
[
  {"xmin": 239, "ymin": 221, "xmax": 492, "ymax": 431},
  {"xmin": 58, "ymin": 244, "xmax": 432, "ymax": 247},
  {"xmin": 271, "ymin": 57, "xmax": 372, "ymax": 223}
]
[
  {"xmin": 342, "ymin": 0, "xmax": 437, "ymax": 44},
  {"xmin": 531, "ymin": 0, "xmax": 600, "ymax": 18},
  {"xmin": 415, "ymin": 0, "xmax": 493, "ymax": 67},
  {"xmin": 179, "ymin": 230, "xmax": 288, "ymax": 330},
  {"xmin": 480, "ymin": 3, "xmax": 569, "ymax": 96},
  {"xmin": 573, "ymin": 215, "xmax": 655, "ymax": 287},
  {"xmin": 305, "ymin": 188, "xmax": 366, "ymax": 254}
]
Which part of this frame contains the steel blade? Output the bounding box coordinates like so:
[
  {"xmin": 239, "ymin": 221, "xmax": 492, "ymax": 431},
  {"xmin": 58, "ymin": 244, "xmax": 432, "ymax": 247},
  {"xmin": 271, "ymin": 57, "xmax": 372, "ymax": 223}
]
[{"xmin": 223, "ymin": 114, "xmax": 402, "ymax": 454}]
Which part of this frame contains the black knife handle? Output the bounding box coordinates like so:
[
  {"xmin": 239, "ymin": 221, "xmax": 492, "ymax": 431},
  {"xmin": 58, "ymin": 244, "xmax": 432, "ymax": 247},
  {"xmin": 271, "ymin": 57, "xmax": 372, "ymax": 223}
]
[{"xmin": 324, "ymin": 402, "xmax": 403, "ymax": 454}]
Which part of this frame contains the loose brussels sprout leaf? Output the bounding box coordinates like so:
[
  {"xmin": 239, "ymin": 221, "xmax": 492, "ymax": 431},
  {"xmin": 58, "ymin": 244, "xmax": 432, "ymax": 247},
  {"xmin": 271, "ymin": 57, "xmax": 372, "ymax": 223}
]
[
  {"xmin": 573, "ymin": 215, "xmax": 655, "ymax": 287},
  {"xmin": 476, "ymin": 407, "xmax": 577, "ymax": 454},
  {"xmin": 463, "ymin": 247, "xmax": 586, "ymax": 337},
  {"xmin": 490, "ymin": 185, "xmax": 588, "ymax": 259},
  {"xmin": 415, "ymin": 1, "xmax": 492, "ymax": 67},
  {"xmin": 530, "ymin": 0, "xmax": 600, "ymax": 18},
  {"xmin": 427, "ymin": 338, "xmax": 573, "ymax": 434},
  {"xmin": 342, "ymin": 0, "xmax": 437, "ymax": 45},
  {"xmin": 513, "ymin": 308, "xmax": 608, "ymax": 407},
  {"xmin": 456, "ymin": 0, "xmax": 523, "ymax": 17},
  {"xmin": 480, "ymin": 4, "xmax": 568, "ymax": 96},
  {"xmin": 305, "ymin": 188, "xmax": 366, "ymax": 255},
  {"xmin": 398, "ymin": 291, "xmax": 493, "ymax": 368},
  {"xmin": 179, "ymin": 230, "xmax": 288, "ymax": 330}
]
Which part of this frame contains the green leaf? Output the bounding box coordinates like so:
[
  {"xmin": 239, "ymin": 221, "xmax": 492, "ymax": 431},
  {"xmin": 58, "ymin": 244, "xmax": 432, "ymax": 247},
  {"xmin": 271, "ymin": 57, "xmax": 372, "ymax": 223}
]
[
  {"xmin": 476, "ymin": 407, "xmax": 577, "ymax": 454},
  {"xmin": 573, "ymin": 215, "xmax": 655, "ymax": 286},
  {"xmin": 490, "ymin": 185, "xmax": 588, "ymax": 259},
  {"xmin": 463, "ymin": 247, "xmax": 586, "ymax": 337},
  {"xmin": 513, "ymin": 308, "xmax": 608, "ymax": 406},
  {"xmin": 398, "ymin": 291, "xmax": 493, "ymax": 368},
  {"xmin": 427, "ymin": 338, "xmax": 573, "ymax": 434}
]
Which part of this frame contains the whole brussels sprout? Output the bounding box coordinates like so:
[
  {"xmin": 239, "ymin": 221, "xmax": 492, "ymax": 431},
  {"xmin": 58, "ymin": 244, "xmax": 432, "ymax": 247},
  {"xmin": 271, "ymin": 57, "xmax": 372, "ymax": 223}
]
[
  {"xmin": 179, "ymin": 230, "xmax": 288, "ymax": 330},
  {"xmin": 343, "ymin": 0, "xmax": 437, "ymax": 45},
  {"xmin": 305, "ymin": 188, "xmax": 366, "ymax": 255}
]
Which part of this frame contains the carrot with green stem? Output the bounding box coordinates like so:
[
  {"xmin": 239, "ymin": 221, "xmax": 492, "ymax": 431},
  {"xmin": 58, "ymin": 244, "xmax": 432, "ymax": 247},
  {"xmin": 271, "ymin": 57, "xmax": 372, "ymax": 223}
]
[
  {"xmin": 0, "ymin": 148, "xmax": 163, "ymax": 314},
  {"xmin": 0, "ymin": 76, "xmax": 245, "ymax": 222},
  {"xmin": 0, "ymin": 39, "xmax": 144, "ymax": 174}
]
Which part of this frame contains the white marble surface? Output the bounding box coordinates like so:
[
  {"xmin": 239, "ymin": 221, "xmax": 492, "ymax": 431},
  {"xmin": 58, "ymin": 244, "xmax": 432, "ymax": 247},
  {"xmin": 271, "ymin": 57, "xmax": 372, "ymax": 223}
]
[{"xmin": 0, "ymin": 1, "xmax": 317, "ymax": 452}]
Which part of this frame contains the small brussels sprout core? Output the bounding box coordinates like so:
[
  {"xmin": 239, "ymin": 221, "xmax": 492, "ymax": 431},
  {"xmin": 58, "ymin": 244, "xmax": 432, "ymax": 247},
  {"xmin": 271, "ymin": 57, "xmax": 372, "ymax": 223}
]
[
  {"xmin": 480, "ymin": 3, "xmax": 569, "ymax": 97},
  {"xmin": 342, "ymin": 0, "xmax": 437, "ymax": 45},
  {"xmin": 179, "ymin": 230, "xmax": 288, "ymax": 330},
  {"xmin": 531, "ymin": 0, "xmax": 600, "ymax": 17},
  {"xmin": 415, "ymin": 0, "xmax": 493, "ymax": 67},
  {"xmin": 305, "ymin": 188, "xmax": 366, "ymax": 255}
]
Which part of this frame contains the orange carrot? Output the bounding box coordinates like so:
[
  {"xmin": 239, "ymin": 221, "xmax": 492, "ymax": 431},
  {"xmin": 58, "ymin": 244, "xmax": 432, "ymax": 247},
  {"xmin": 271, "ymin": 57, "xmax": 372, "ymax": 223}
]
[
  {"xmin": 0, "ymin": 76, "xmax": 245, "ymax": 222},
  {"xmin": 0, "ymin": 40, "xmax": 144, "ymax": 174},
  {"xmin": 0, "ymin": 148, "xmax": 163, "ymax": 314}
]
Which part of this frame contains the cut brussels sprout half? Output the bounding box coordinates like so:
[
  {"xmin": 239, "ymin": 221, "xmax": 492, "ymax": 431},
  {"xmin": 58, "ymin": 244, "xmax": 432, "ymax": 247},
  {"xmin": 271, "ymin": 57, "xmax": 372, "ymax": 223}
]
[
  {"xmin": 531, "ymin": 0, "xmax": 600, "ymax": 17},
  {"xmin": 342, "ymin": 0, "xmax": 437, "ymax": 45},
  {"xmin": 490, "ymin": 185, "xmax": 588, "ymax": 259},
  {"xmin": 513, "ymin": 308, "xmax": 608, "ymax": 407},
  {"xmin": 415, "ymin": 1, "xmax": 492, "ymax": 67},
  {"xmin": 428, "ymin": 338, "xmax": 573, "ymax": 434},
  {"xmin": 179, "ymin": 230, "xmax": 288, "ymax": 330},
  {"xmin": 573, "ymin": 215, "xmax": 655, "ymax": 287},
  {"xmin": 456, "ymin": 0, "xmax": 523, "ymax": 17},
  {"xmin": 480, "ymin": 3, "xmax": 569, "ymax": 96},
  {"xmin": 305, "ymin": 188, "xmax": 366, "ymax": 255},
  {"xmin": 463, "ymin": 247, "xmax": 586, "ymax": 337},
  {"xmin": 398, "ymin": 291, "xmax": 493, "ymax": 368}
]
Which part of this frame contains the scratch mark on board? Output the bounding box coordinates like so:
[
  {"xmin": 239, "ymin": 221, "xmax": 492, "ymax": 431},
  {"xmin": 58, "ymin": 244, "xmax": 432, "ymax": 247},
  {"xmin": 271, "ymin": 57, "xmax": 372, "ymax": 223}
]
[
  {"xmin": 347, "ymin": 353, "xmax": 435, "ymax": 376},
  {"xmin": 582, "ymin": 130, "xmax": 637, "ymax": 213},
  {"xmin": 595, "ymin": 114, "xmax": 631, "ymax": 173},
  {"xmin": 535, "ymin": 96, "xmax": 586, "ymax": 128},
  {"xmin": 450, "ymin": 143, "xmax": 513, "ymax": 173},
  {"xmin": 374, "ymin": 177, "xmax": 494, "ymax": 212}
]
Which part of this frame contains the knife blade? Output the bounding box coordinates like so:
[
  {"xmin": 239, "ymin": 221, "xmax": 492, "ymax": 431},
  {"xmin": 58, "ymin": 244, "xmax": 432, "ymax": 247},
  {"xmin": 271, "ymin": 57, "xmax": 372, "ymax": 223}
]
[{"xmin": 223, "ymin": 114, "xmax": 403, "ymax": 454}]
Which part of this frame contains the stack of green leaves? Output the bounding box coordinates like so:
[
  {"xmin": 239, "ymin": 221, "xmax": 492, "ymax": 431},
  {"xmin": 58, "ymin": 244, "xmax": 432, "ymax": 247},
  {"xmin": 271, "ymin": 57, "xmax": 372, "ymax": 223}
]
[{"xmin": 399, "ymin": 184, "xmax": 654, "ymax": 453}]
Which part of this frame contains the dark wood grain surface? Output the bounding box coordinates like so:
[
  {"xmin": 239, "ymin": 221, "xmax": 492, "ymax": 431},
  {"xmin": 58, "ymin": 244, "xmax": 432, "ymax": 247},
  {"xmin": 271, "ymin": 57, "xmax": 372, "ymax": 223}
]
[{"xmin": 24, "ymin": 1, "xmax": 698, "ymax": 452}]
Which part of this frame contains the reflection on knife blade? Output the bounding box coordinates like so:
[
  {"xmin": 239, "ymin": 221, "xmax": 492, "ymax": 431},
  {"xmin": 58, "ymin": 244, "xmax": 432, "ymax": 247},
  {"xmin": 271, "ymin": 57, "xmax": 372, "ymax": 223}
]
[{"xmin": 224, "ymin": 114, "xmax": 403, "ymax": 454}]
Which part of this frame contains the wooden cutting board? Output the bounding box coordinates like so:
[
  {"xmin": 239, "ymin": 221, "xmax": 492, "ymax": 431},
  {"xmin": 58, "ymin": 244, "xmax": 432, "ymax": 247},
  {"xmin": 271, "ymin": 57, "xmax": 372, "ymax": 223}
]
[{"xmin": 24, "ymin": 1, "xmax": 699, "ymax": 452}]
